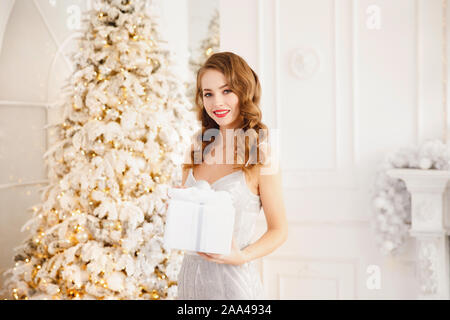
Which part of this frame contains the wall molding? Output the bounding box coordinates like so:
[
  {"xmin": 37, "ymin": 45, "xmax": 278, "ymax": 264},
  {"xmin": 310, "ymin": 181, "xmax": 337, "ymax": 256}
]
[
  {"xmin": 258, "ymin": 0, "xmax": 359, "ymax": 189},
  {"xmin": 0, "ymin": 180, "xmax": 48, "ymax": 190},
  {"xmin": 262, "ymin": 255, "xmax": 358, "ymax": 299}
]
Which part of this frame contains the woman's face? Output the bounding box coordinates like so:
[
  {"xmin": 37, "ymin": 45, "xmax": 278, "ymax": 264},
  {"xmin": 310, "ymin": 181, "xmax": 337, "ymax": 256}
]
[{"xmin": 201, "ymin": 69, "xmax": 242, "ymax": 129}]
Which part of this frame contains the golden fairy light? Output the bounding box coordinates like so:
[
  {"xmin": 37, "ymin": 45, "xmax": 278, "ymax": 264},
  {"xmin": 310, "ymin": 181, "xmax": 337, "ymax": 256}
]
[{"xmin": 151, "ymin": 290, "xmax": 160, "ymax": 300}]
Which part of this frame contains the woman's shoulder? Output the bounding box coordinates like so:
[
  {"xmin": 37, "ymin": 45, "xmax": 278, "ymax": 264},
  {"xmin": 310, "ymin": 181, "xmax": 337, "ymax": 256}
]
[{"xmin": 253, "ymin": 142, "xmax": 281, "ymax": 182}]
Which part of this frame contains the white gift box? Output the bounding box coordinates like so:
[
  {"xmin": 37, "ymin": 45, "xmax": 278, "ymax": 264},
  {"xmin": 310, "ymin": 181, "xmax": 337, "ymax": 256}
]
[{"xmin": 163, "ymin": 180, "xmax": 236, "ymax": 255}]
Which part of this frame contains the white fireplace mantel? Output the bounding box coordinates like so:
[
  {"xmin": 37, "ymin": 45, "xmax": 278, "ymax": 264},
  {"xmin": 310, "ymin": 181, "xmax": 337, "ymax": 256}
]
[{"xmin": 387, "ymin": 168, "xmax": 450, "ymax": 299}]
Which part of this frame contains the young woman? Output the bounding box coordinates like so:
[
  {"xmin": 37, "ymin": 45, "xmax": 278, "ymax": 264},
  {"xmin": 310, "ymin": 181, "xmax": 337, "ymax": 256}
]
[{"xmin": 176, "ymin": 52, "xmax": 287, "ymax": 300}]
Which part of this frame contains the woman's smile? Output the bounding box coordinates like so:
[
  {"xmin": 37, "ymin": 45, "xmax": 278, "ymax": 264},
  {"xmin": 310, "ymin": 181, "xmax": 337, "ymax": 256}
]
[{"xmin": 213, "ymin": 109, "xmax": 231, "ymax": 117}]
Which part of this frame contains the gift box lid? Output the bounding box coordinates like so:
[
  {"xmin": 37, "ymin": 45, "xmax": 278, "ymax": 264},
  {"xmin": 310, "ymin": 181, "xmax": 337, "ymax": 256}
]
[{"xmin": 168, "ymin": 180, "xmax": 234, "ymax": 205}]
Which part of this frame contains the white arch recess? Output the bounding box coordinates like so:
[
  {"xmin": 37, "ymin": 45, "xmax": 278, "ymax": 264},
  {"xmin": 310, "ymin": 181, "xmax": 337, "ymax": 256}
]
[
  {"xmin": 0, "ymin": 0, "xmax": 16, "ymax": 54},
  {"xmin": 0, "ymin": 0, "xmax": 80, "ymax": 106},
  {"xmin": 0, "ymin": 0, "xmax": 77, "ymax": 191}
]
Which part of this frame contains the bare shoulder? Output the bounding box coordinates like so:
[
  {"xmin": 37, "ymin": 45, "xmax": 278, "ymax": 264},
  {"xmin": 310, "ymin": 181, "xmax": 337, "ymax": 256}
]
[{"xmin": 256, "ymin": 142, "xmax": 281, "ymax": 183}]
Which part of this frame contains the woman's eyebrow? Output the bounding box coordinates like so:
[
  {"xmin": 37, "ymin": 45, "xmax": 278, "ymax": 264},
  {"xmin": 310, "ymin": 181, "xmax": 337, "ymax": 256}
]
[{"xmin": 203, "ymin": 84, "xmax": 228, "ymax": 91}]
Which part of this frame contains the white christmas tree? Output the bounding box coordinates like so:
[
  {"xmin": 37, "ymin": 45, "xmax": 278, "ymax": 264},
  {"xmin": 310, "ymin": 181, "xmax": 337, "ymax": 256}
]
[{"xmin": 2, "ymin": 0, "xmax": 198, "ymax": 300}]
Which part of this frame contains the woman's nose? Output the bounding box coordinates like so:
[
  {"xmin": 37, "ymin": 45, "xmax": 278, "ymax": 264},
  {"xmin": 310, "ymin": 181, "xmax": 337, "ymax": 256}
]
[{"xmin": 211, "ymin": 95, "xmax": 225, "ymax": 106}]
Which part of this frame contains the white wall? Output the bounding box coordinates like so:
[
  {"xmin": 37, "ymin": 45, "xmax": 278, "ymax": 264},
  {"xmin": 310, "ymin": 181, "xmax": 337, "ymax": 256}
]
[
  {"xmin": 188, "ymin": 0, "xmax": 219, "ymax": 57},
  {"xmin": 0, "ymin": 0, "xmax": 15, "ymax": 55},
  {"xmin": 220, "ymin": 0, "xmax": 447, "ymax": 299},
  {"xmin": 149, "ymin": 0, "xmax": 190, "ymax": 82}
]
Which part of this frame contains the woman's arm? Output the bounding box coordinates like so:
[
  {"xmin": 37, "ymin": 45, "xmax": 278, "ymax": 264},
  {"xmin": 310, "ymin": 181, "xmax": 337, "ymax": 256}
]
[
  {"xmin": 241, "ymin": 163, "xmax": 288, "ymax": 263},
  {"xmin": 197, "ymin": 162, "xmax": 288, "ymax": 266},
  {"xmin": 181, "ymin": 166, "xmax": 189, "ymax": 186}
]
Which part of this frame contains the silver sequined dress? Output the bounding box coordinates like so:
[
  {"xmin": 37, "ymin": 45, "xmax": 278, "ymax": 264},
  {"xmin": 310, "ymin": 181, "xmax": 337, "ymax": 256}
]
[{"xmin": 176, "ymin": 168, "xmax": 265, "ymax": 300}]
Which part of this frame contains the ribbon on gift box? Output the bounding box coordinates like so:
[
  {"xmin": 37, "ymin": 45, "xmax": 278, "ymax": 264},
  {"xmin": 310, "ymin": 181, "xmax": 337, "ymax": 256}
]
[
  {"xmin": 190, "ymin": 200, "xmax": 224, "ymax": 253},
  {"xmin": 164, "ymin": 181, "xmax": 236, "ymax": 254},
  {"xmin": 196, "ymin": 201, "xmax": 205, "ymax": 251},
  {"xmin": 167, "ymin": 181, "xmax": 232, "ymax": 204}
]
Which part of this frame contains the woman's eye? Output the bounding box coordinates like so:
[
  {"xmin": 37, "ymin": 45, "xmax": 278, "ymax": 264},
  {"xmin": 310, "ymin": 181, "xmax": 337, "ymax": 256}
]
[{"xmin": 204, "ymin": 90, "xmax": 230, "ymax": 97}]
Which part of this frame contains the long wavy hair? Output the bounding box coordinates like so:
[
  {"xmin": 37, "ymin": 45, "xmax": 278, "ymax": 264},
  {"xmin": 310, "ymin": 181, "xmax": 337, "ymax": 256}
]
[{"xmin": 183, "ymin": 51, "xmax": 269, "ymax": 177}]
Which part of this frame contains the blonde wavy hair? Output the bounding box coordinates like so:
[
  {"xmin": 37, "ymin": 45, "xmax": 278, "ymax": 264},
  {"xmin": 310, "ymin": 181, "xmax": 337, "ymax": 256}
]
[{"xmin": 183, "ymin": 51, "xmax": 269, "ymax": 177}]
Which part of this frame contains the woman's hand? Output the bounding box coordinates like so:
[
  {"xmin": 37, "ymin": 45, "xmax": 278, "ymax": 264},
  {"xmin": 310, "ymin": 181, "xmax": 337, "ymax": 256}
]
[{"xmin": 196, "ymin": 238, "xmax": 248, "ymax": 266}]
